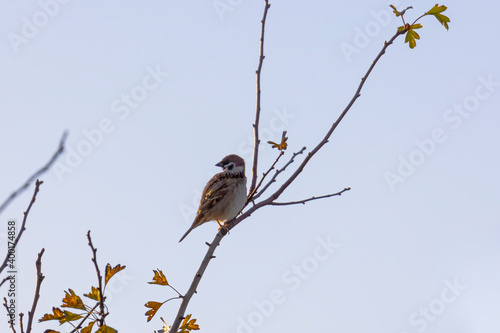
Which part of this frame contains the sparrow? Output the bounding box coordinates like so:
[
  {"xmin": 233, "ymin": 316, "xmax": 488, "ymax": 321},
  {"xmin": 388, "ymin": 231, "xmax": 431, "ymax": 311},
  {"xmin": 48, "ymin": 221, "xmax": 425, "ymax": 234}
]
[{"xmin": 179, "ymin": 154, "xmax": 247, "ymax": 242}]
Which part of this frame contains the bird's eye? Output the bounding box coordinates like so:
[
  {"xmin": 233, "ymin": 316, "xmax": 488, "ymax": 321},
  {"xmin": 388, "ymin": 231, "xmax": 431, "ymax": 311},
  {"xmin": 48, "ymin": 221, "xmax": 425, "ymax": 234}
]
[{"xmin": 227, "ymin": 163, "xmax": 234, "ymax": 171}]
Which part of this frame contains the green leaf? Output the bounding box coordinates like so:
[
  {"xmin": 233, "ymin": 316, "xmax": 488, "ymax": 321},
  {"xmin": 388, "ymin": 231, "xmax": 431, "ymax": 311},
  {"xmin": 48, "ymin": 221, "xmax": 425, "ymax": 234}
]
[
  {"xmin": 412, "ymin": 23, "xmax": 423, "ymax": 29},
  {"xmin": 60, "ymin": 311, "xmax": 83, "ymax": 324},
  {"xmin": 425, "ymin": 4, "xmax": 450, "ymax": 30},
  {"xmin": 426, "ymin": 4, "xmax": 447, "ymax": 15},
  {"xmin": 389, "ymin": 4, "xmax": 401, "ymax": 16},
  {"xmin": 405, "ymin": 28, "xmax": 421, "ymax": 49}
]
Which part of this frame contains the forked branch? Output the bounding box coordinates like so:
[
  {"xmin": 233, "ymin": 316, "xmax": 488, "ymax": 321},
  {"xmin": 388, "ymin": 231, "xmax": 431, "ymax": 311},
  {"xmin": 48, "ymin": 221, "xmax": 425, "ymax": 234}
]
[{"xmin": 170, "ymin": 4, "xmax": 407, "ymax": 331}]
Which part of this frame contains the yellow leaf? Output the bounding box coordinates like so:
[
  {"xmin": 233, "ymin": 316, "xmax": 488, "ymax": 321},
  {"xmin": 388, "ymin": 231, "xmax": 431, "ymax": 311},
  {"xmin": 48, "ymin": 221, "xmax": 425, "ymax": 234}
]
[
  {"xmin": 62, "ymin": 289, "xmax": 86, "ymax": 310},
  {"xmin": 96, "ymin": 325, "xmax": 118, "ymax": 333},
  {"xmin": 148, "ymin": 269, "xmax": 169, "ymax": 286},
  {"xmin": 180, "ymin": 314, "xmax": 200, "ymax": 331},
  {"xmin": 39, "ymin": 307, "xmax": 65, "ymax": 322},
  {"xmin": 81, "ymin": 320, "xmax": 96, "ymax": 333},
  {"xmin": 267, "ymin": 131, "xmax": 288, "ymax": 151},
  {"xmin": 105, "ymin": 263, "xmax": 126, "ymax": 287},
  {"xmin": 145, "ymin": 301, "xmax": 164, "ymax": 322},
  {"xmin": 84, "ymin": 286, "xmax": 101, "ymax": 301}
]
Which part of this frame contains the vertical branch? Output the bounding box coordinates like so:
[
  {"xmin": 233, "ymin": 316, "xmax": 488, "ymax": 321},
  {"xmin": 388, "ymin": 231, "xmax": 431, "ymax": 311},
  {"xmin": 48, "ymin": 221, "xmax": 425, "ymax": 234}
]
[
  {"xmin": 26, "ymin": 249, "xmax": 45, "ymax": 333},
  {"xmin": 0, "ymin": 180, "xmax": 44, "ymax": 275},
  {"xmin": 86, "ymin": 231, "xmax": 106, "ymax": 327},
  {"xmin": 249, "ymin": 0, "xmax": 271, "ymax": 196}
]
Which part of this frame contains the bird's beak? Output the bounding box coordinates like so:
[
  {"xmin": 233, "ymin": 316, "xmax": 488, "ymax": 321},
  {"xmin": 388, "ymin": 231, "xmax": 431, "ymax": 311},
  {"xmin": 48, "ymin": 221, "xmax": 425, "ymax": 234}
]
[{"xmin": 215, "ymin": 161, "xmax": 224, "ymax": 167}]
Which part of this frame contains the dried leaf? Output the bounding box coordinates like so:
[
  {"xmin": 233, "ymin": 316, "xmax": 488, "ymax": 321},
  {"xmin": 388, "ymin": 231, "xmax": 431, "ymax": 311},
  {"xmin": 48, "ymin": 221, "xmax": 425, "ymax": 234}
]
[
  {"xmin": 148, "ymin": 269, "xmax": 169, "ymax": 286},
  {"xmin": 96, "ymin": 325, "xmax": 118, "ymax": 333},
  {"xmin": 39, "ymin": 307, "xmax": 65, "ymax": 322},
  {"xmin": 180, "ymin": 314, "xmax": 200, "ymax": 332},
  {"xmin": 81, "ymin": 320, "xmax": 96, "ymax": 333},
  {"xmin": 105, "ymin": 263, "xmax": 126, "ymax": 287},
  {"xmin": 145, "ymin": 301, "xmax": 164, "ymax": 322},
  {"xmin": 84, "ymin": 286, "xmax": 101, "ymax": 301},
  {"xmin": 62, "ymin": 289, "xmax": 86, "ymax": 310},
  {"xmin": 267, "ymin": 131, "xmax": 288, "ymax": 151}
]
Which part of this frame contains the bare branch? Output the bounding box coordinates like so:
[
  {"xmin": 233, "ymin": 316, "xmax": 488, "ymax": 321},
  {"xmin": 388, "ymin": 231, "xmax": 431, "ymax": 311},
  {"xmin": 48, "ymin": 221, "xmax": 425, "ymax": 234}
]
[
  {"xmin": 271, "ymin": 187, "xmax": 351, "ymax": 206},
  {"xmin": 252, "ymin": 146, "xmax": 306, "ymax": 201},
  {"xmin": 0, "ymin": 180, "xmax": 44, "ymax": 275},
  {"xmin": 19, "ymin": 313, "xmax": 24, "ymax": 333},
  {"xmin": 249, "ymin": 0, "xmax": 271, "ymax": 196},
  {"xmin": 259, "ymin": 30, "xmax": 405, "ymax": 205},
  {"xmin": 247, "ymin": 150, "xmax": 284, "ymax": 203},
  {"xmin": 26, "ymin": 249, "xmax": 45, "ymax": 333},
  {"xmin": 86, "ymin": 231, "xmax": 106, "ymax": 327},
  {"xmin": 169, "ymin": 232, "xmax": 224, "ymax": 332},
  {"xmin": 0, "ymin": 276, "xmax": 9, "ymax": 289},
  {"xmin": 0, "ymin": 131, "xmax": 67, "ymax": 215},
  {"xmin": 3, "ymin": 297, "xmax": 16, "ymax": 333}
]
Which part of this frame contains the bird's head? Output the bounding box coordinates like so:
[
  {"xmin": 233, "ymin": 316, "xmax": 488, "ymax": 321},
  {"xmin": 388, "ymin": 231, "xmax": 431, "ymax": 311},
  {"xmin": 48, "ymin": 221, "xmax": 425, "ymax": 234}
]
[{"xmin": 216, "ymin": 154, "xmax": 246, "ymax": 174}]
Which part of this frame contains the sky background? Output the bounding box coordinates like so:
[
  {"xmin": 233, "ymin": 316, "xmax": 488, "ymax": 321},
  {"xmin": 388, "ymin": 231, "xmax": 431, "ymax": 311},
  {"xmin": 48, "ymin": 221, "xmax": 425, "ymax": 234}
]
[{"xmin": 1, "ymin": 0, "xmax": 499, "ymax": 332}]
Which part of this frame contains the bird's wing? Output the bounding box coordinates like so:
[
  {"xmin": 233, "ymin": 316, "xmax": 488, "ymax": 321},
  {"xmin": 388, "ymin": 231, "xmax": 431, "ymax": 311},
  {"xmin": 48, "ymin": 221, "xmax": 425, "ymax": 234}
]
[{"xmin": 197, "ymin": 173, "xmax": 232, "ymax": 218}]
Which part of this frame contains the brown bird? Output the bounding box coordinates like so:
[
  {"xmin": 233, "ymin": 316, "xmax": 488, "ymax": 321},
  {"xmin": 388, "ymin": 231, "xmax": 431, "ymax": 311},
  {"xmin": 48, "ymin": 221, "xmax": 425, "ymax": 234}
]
[{"xmin": 179, "ymin": 154, "xmax": 247, "ymax": 242}]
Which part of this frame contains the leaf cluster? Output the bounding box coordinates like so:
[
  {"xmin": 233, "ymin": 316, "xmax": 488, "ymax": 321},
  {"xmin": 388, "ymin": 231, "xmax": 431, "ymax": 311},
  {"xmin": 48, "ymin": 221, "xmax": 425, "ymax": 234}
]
[
  {"xmin": 39, "ymin": 264, "xmax": 125, "ymax": 333},
  {"xmin": 390, "ymin": 3, "xmax": 450, "ymax": 49}
]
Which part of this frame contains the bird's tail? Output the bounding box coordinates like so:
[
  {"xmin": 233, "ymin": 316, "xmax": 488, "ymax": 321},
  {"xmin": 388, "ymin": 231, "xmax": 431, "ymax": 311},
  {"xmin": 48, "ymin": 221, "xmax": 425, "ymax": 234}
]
[{"xmin": 179, "ymin": 227, "xmax": 194, "ymax": 243}]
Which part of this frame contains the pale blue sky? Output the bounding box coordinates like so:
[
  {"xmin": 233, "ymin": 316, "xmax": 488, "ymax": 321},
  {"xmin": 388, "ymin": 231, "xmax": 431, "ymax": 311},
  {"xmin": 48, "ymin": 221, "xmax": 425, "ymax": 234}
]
[{"xmin": 1, "ymin": 1, "xmax": 499, "ymax": 332}]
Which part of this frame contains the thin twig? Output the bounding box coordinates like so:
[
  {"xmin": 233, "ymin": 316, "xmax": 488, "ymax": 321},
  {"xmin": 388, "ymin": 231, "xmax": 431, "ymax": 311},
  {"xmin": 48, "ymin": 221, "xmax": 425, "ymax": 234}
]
[
  {"xmin": 3, "ymin": 297, "xmax": 16, "ymax": 333},
  {"xmin": 0, "ymin": 180, "xmax": 44, "ymax": 275},
  {"xmin": 271, "ymin": 187, "xmax": 351, "ymax": 206},
  {"xmin": 249, "ymin": 0, "xmax": 271, "ymax": 196},
  {"xmin": 69, "ymin": 302, "xmax": 100, "ymax": 333},
  {"xmin": 0, "ymin": 131, "xmax": 67, "ymax": 215},
  {"xmin": 86, "ymin": 231, "xmax": 106, "ymax": 327},
  {"xmin": 247, "ymin": 150, "xmax": 284, "ymax": 203},
  {"xmin": 252, "ymin": 147, "xmax": 306, "ymax": 201},
  {"xmin": 0, "ymin": 276, "xmax": 9, "ymax": 289},
  {"xmin": 26, "ymin": 249, "xmax": 45, "ymax": 333},
  {"xmin": 19, "ymin": 313, "xmax": 24, "ymax": 333}
]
